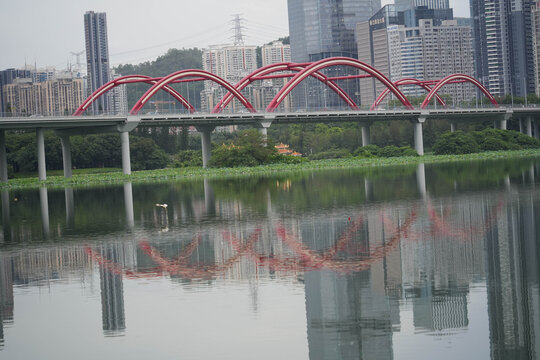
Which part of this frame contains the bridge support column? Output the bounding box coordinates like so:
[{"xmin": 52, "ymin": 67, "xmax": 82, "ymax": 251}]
[
  {"xmin": 0, "ymin": 130, "xmax": 8, "ymax": 182},
  {"xmin": 414, "ymin": 117, "xmax": 426, "ymax": 156},
  {"xmin": 361, "ymin": 125, "xmax": 371, "ymax": 146},
  {"xmin": 257, "ymin": 118, "xmax": 273, "ymax": 147},
  {"xmin": 36, "ymin": 128, "xmax": 47, "ymax": 181},
  {"xmin": 450, "ymin": 122, "xmax": 457, "ymax": 132},
  {"xmin": 534, "ymin": 120, "xmax": 540, "ymax": 140},
  {"xmin": 120, "ymin": 132, "xmax": 131, "ymax": 175},
  {"xmin": 526, "ymin": 116, "xmax": 533, "ymax": 137},
  {"xmin": 499, "ymin": 119, "xmax": 507, "ymax": 130},
  {"xmin": 59, "ymin": 134, "xmax": 73, "ymax": 178},
  {"xmin": 197, "ymin": 126, "xmax": 215, "ymax": 169},
  {"xmin": 519, "ymin": 118, "xmax": 524, "ymax": 133}
]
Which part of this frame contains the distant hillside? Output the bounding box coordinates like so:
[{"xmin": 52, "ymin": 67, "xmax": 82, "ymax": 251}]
[{"xmin": 115, "ymin": 48, "xmax": 204, "ymax": 111}]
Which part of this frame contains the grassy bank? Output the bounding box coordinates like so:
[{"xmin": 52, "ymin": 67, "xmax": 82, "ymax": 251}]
[{"xmin": 2, "ymin": 149, "xmax": 540, "ymax": 190}]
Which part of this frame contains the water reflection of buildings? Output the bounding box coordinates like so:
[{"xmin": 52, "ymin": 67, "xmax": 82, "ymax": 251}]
[
  {"xmin": 0, "ymin": 167, "xmax": 539, "ymax": 357},
  {"xmin": 486, "ymin": 195, "xmax": 540, "ymax": 359}
]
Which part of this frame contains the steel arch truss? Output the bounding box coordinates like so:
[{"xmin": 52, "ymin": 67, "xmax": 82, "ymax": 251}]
[
  {"xmin": 421, "ymin": 74, "xmax": 499, "ymax": 109},
  {"xmin": 371, "ymin": 78, "xmax": 447, "ymax": 111},
  {"xmin": 131, "ymin": 70, "xmax": 256, "ymax": 115},
  {"xmin": 266, "ymin": 57, "xmax": 414, "ymax": 112},
  {"xmin": 74, "ymin": 75, "xmax": 195, "ymax": 116},
  {"xmin": 213, "ymin": 62, "xmax": 360, "ymax": 113}
]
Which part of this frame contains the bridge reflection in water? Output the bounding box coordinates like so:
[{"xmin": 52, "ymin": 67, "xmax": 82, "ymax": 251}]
[{"xmin": 0, "ymin": 161, "xmax": 538, "ymax": 358}]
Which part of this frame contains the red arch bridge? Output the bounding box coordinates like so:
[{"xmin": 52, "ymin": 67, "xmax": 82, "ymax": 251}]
[{"xmin": 1, "ymin": 56, "xmax": 540, "ymax": 182}]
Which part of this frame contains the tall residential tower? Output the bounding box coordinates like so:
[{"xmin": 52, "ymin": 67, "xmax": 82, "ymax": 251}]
[
  {"xmin": 84, "ymin": 11, "xmax": 111, "ymax": 113},
  {"xmin": 470, "ymin": 0, "xmax": 536, "ymax": 97}
]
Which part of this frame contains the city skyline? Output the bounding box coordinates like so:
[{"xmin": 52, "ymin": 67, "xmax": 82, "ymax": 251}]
[{"xmin": 0, "ymin": 0, "xmax": 470, "ymax": 70}]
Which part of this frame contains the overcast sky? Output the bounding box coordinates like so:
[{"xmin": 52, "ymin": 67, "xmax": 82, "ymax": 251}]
[{"xmin": 0, "ymin": 0, "xmax": 470, "ymax": 70}]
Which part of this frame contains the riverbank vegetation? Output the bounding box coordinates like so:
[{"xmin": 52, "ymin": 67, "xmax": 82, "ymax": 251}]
[{"xmin": 2, "ymin": 148, "xmax": 539, "ymax": 190}]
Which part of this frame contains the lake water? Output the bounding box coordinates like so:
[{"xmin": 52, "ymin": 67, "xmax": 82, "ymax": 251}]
[{"xmin": 0, "ymin": 158, "xmax": 539, "ymax": 359}]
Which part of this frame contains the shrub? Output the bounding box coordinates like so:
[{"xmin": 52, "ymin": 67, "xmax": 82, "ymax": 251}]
[
  {"xmin": 399, "ymin": 146, "xmax": 418, "ymax": 157},
  {"xmin": 267, "ymin": 154, "xmax": 306, "ymax": 164},
  {"xmin": 130, "ymin": 137, "xmax": 169, "ymax": 170},
  {"xmin": 433, "ymin": 131, "xmax": 480, "ymax": 155},
  {"xmin": 378, "ymin": 145, "xmax": 402, "ymax": 158},
  {"xmin": 478, "ymin": 136, "xmax": 511, "ymax": 152},
  {"xmin": 209, "ymin": 145, "xmax": 258, "ymax": 168},
  {"xmin": 309, "ymin": 149, "xmax": 351, "ymax": 160},
  {"xmin": 172, "ymin": 150, "xmax": 203, "ymax": 168},
  {"xmin": 353, "ymin": 144, "xmax": 380, "ymax": 158}
]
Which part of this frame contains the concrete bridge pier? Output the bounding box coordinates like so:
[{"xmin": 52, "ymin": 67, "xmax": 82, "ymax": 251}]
[
  {"xmin": 196, "ymin": 126, "xmax": 215, "ymax": 169},
  {"xmin": 59, "ymin": 134, "xmax": 73, "ymax": 178},
  {"xmin": 120, "ymin": 132, "xmax": 131, "ymax": 175},
  {"xmin": 257, "ymin": 118, "xmax": 273, "ymax": 146},
  {"xmin": 361, "ymin": 125, "xmax": 371, "ymax": 147},
  {"xmin": 0, "ymin": 130, "xmax": 7, "ymax": 182},
  {"xmin": 450, "ymin": 122, "xmax": 457, "ymax": 132},
  {"xmin": 37, "ymin": 129, "xmax": 47, "ymax": 181},
  {"xmin": 534, "ymin": 120, "xmax": 540, "ymax": 140},
  {"xmin": 525, "ymin": 116, "xmax": 533, "ymax": 137},
  {"xmin": 499, "ymin": 119, "xmax": 507, "ymax": 130},
  {"xmin": 519, "ymin": 118, "xmax": 524, "ymax": 133},
  {"xmin": 414, "ymin": 116, "xmax": 426, "ymax": 156}
]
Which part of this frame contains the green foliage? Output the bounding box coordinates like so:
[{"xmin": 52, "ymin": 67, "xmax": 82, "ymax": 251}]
[
  {"xmin": 433, "ymin": 131, "xmax": 480, "ymax": 155},
  {"xmin": 130, "ymin": 137, "xmax": 169, "ymax": 170},
  {"xmin": 172, "ymin": 150, "xmax": 203, "ymax": 168},
  {"xmin": 5, "ymin": 131, "xmax": 169, "ymax": 174},
  {"xmin": 209, "ymin": 129, "xmax": 277, "ymax": 168},
  {"xmin": 309, "ymin": 149, "xmax": 351, "ymax": 160},
  {"xmin": 378, "ymin": 145, "xmax": 402, "ymax": 158},
  {"xmin": 210, "ymin": 145, "xmax": 258, "ymax": 168},
  {"xmin": 433, "ymin": 129, "xmax": 540, "ymax": 155},
  {"xmin": 353, "ymin": 145, "xmax": 417, "ymax": 158}
]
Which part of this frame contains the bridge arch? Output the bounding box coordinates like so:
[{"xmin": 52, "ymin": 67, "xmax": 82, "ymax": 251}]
[
  {"xmin": 74, "ymin": 75, "xmax": 195, "ymax": 116},
  {"xmin": 421, "ymin": 74, "xmax": 498, "ymax": 109},
  {"xmin": 131, "ymin": 70, "xmax": 256, "ymax": 115},
  {"xmin": 370, "ymin": 78, "xmax": 447, "ymax": 110},
  {"xmin": 266, "ymin": 57, "xmax": 413, "ymax": 112},
  {"xmin": 213, "ymin": 62, "xmax": 359, "ymax": 113}
]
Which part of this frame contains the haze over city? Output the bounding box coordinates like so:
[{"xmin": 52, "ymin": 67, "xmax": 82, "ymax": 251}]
[{"xmin": 0, "ymin": 0, "xmax": 470, "ymax": 69}]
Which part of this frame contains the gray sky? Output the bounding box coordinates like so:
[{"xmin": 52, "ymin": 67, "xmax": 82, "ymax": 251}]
[{"xmin": 0, "ymin": 0, "xmax": 470, "ymax": 70}]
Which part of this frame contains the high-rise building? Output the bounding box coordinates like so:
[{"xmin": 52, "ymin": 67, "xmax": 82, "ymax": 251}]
[
  {"xmin": 256, "ymin": 41, "xmax": 293, "ymax": 111},
  {"xmin": 200, "ymin": 44, "xmax": 258, "ymax": 113},
  {"xmin": 84, "ymin": 11, "xmax": 111, "ymax": 113},
  {"xmin": 357, "ymin": 6, "xmax": 473, "ymax": 106},
  {"xmin": 109, "ymin": 70, "xmax": 128, "ymax": 115},
  {"xmin": 4, "ymin": 75, "xmax": 85, "ymax": 116},
  {"xmin": 288, "ymin": 0, "xmax": 381, "ymax": 62},
  {"xmin": 395, "ymin": 0, "xmax": 450, "ymax": 9},
  {"xmin": 533, "ymin": 1, "xmax": 540, "ymax": 95},
  {"xmin": 288, "ymin": 0, "xmax": 381, "ymax": 110},
  {"xmin": 471, "ymin": 0, "xmax": 536, "ymax": 97},
  {"xmin": 0, "ymin": 68, "xmax": 31, "ymax": 114}
]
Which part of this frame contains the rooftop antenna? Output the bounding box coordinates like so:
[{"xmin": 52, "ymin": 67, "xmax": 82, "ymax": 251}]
[{"xmin": 231, "ymin": 14, "xmax": 246, "ymax": 46}]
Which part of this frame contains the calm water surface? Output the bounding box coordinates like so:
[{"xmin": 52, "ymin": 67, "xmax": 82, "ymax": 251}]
[{"xmin": 1, "ymin": 159, "xmax": 539, "ymax": 359}]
